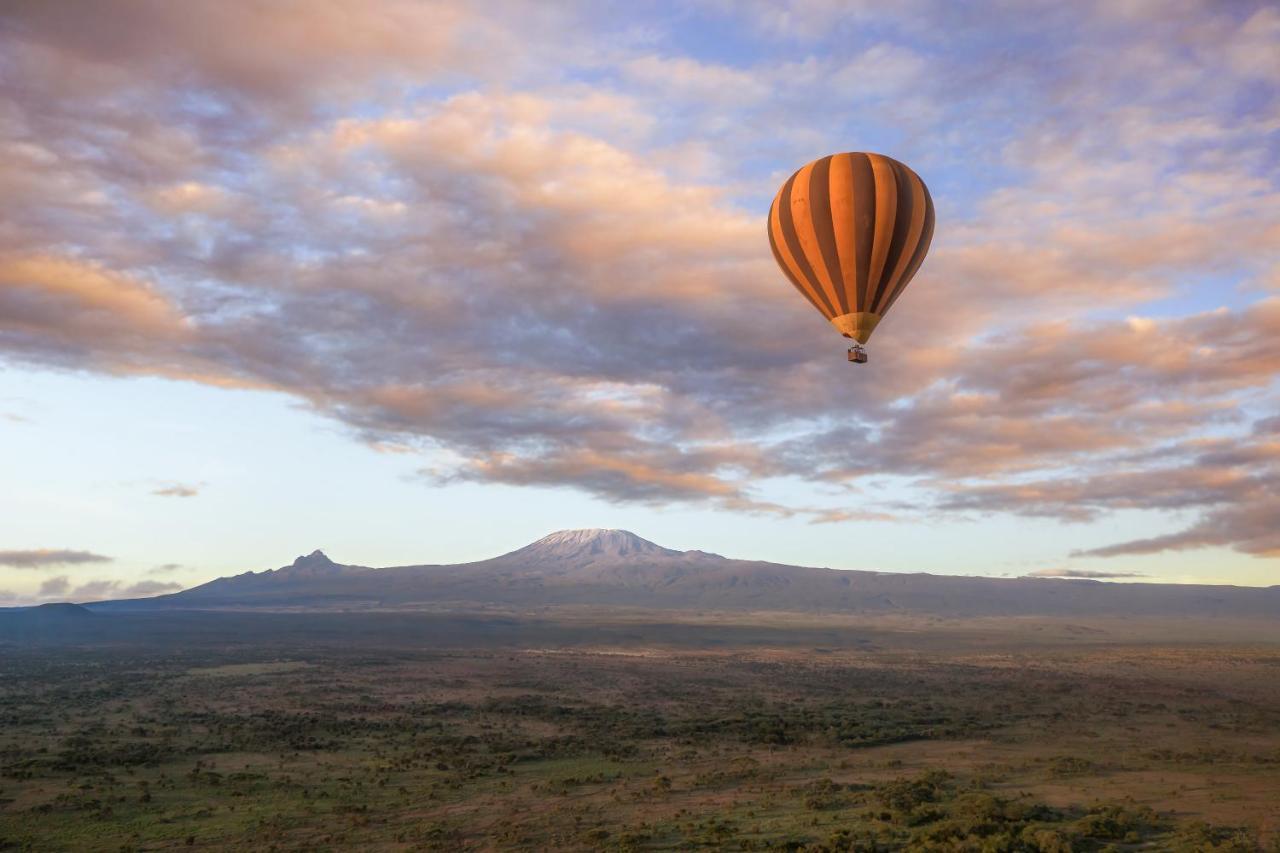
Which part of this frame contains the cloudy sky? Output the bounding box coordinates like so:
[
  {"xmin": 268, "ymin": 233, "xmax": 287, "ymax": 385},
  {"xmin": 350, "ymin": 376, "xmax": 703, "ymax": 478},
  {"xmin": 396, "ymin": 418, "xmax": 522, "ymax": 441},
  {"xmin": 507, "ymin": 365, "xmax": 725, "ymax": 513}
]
[{"xmin": 1, "ymin": 0, "xmax": 1277, "ymax": 602}]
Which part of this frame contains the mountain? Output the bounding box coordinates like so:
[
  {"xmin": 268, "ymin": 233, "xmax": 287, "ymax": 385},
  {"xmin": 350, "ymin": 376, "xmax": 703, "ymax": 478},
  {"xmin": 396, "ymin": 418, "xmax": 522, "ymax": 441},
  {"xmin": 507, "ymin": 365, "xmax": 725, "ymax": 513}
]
[
  {"xmin": 498, "ymin": 528, "xmax": 679, "ymax": 567},
  {"xmin": 0, "ymin": 602, "xmax": 99, "ymax": 642},
  {"xmin": 84, "ymin": 529, "xmax": 1280, "ymax": 618},
  {"xmin": 16, "ymin": 602, "xmax": 97, "ymax": 619}
]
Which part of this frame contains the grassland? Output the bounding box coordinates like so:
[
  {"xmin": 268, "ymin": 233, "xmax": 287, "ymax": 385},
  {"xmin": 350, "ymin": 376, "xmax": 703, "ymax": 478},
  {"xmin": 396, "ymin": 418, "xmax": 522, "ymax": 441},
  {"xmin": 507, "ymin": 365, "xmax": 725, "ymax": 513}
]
[{"xmin": 1, "ymin": 610, "xmax": 1278, "ymax": 850}]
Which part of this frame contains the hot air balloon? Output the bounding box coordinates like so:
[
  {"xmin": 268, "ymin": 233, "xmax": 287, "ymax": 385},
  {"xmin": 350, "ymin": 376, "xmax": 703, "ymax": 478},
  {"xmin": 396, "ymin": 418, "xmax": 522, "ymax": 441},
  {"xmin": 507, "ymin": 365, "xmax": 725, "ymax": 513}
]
[{"xmin": 768, "ymin": 152, "xmax": 934, "ymax": 363}]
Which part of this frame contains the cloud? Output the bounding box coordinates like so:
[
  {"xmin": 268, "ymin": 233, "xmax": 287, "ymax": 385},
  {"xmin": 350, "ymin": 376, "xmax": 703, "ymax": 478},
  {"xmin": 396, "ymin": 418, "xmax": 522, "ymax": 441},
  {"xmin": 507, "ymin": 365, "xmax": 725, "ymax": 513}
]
[
  {"xmin": 149, "ymin": 563, "xmax": 185, "ymax": 574},
  {"xmin": 0, "ymin": 255, "xmax": 180, "ymax": 331},
  {"xmin": 0, "ymin": 0, "xmax": 556, "ymax": 108},
  {"xmin": 122, "ymin": 579, "xmax": 183, "ymax": 597},
  {"xmin": 623, "ymin": 55, "xmax": 772, "ymax": 107},
  {"xmin": 0, "ymin": 1, "xmax": 1277, "ymax": 564},
  {"xmin": 0, "ymin": 549, "xmax": 112, "ymax": 569},
  {"xmin": 68, "ymin": 579, "xmax": 122, "ymax": 601},
  {"xmin": 1074, "ymin": 497, "xmax": 1280, "ymax": 559},
  {"xmin": 1025, "ymin": 568, "xmax": 1148, "ymax": 580},
  {"xmin": 806, "ymin": 508, "xmax": 898, "ymax": 525},
  {"xmin": 38, "ymin": 575, "xmax": 70, "ymax": 596},
  {"xmin": 68, "ymin": 578, "xmax": 182, "ymax": 602},
  {"xmin": 940, "ymin": 414, "xmax": 1280, "ymax": 558},
  {"xmin": 152, "ymin": 483, "xmax": 201, "ymax": 498},
  {"xmin": 0, "ymin": 255, "xmax": 193, "ymax": 375}
]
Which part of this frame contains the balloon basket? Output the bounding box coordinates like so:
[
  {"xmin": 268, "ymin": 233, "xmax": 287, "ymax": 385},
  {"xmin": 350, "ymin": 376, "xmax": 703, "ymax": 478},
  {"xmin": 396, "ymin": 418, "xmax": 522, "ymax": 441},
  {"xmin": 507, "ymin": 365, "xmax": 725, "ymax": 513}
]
[{"xmin": 847, "ymin": 345, "xmax": 868, "ymax": 364}]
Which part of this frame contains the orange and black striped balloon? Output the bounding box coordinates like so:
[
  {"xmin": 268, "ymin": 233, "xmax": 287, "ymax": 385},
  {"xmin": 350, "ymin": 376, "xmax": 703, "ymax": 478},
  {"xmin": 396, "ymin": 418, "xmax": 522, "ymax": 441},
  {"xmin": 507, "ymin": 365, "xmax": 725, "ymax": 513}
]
[{"xmin": 768, "ymin": 152, "xmax": 934, "ymax": 345}]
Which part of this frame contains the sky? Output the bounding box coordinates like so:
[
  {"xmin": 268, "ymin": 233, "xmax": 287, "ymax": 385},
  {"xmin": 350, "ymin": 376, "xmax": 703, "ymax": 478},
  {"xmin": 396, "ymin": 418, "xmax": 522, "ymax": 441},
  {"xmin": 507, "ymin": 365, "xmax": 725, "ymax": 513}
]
[{"xmin": 1, "ymin": 0, "xmax": 1278, "ymax": 603}]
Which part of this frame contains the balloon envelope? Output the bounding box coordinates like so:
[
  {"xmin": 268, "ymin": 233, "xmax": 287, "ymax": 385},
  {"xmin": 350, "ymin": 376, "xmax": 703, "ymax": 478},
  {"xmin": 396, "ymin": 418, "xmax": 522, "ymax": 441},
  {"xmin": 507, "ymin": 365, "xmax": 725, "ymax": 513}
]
[{"xmin": 768, "ymin": 152, "xmax": 934, "ymax": 344}]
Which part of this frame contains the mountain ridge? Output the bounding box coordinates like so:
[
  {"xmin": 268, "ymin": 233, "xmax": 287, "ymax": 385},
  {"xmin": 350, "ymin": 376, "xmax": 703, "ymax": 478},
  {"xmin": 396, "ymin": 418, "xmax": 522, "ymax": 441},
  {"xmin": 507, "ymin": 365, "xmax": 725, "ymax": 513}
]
[{"xmin": 80, "ymin": 529, "xmax": 1280, "ymax": 619}]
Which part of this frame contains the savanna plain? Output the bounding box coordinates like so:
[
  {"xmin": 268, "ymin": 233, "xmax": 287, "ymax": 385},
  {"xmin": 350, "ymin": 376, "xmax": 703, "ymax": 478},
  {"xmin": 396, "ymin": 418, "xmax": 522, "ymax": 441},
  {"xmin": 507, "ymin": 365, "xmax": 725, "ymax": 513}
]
[{"xmin": 1, "ymin": 610, "xmax": 1278, "ymax": 851}]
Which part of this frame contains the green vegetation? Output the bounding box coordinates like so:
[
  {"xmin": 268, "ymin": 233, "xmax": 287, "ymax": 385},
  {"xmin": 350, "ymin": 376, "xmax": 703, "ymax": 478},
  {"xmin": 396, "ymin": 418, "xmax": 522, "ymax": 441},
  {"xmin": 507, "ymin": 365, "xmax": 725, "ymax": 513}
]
[{"xmin": 1, "ymin": 616, "xmax": 1278, "ymax": 850}]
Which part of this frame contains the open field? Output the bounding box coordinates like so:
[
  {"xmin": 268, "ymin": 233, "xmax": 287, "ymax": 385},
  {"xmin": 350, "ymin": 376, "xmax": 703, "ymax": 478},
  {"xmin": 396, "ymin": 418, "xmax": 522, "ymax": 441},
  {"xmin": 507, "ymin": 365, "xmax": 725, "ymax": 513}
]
[{"xmin": 1, "ymin": 610, "xmax": 1278, "ymax": 850}]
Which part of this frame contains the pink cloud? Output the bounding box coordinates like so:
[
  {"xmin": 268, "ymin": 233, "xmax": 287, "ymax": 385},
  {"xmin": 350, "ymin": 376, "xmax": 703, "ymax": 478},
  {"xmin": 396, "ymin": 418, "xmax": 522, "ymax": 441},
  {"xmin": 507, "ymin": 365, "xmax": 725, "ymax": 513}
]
[{"xmin": 0, "ymin": 0, "xmax": 1276, "ymax": 563}]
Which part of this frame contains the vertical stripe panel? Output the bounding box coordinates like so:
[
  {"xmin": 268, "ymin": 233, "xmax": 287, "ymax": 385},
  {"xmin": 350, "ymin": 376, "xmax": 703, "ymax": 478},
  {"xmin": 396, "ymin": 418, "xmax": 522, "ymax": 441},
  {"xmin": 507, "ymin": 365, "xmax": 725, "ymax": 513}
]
[
  {"xmin": 787, "ymin": 160, "xmax": 844, "ymax": 315},
  {"xmin": 772, "ymin": 176, "xmax": 836, "ymax": 318},
  {"xmin": 874, "ymin": 166, "xmax": 927, "ymax": 313},
  {"xmin": 827, "ymin": 153, "xmax": 861, "ymax": 316},
  {"xmin": 848, "ymin": 153, "xmax": 876, "ymax": 311},
  {"xmin": 768, "ymin": 211, "xmax": 826, "ymax": 315},
  {"xmin": 881, "ymin": 188, "xmax": 935, "ymax": 314},
  {"xmin": 807, "ymin": 156, "xmax": 851, "ymax": 316},
  {"xmin": 864, "ymin": 154, "xmax": 899, "ymax": 312}
]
